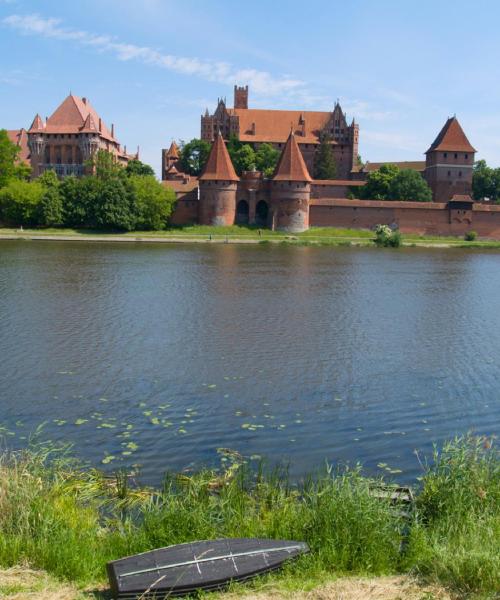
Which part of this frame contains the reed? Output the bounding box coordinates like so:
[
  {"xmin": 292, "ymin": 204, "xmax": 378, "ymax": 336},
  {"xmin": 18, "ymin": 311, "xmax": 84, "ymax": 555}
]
[{"xmin": 0, "ymin": 436, "xmax": 497, "ymax": 598}]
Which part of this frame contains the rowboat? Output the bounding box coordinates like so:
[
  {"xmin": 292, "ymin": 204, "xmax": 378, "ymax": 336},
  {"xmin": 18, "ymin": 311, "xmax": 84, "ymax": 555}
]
[{"xmin": 107, "ymin": 538, "xmax": 309, "ymax": 598}]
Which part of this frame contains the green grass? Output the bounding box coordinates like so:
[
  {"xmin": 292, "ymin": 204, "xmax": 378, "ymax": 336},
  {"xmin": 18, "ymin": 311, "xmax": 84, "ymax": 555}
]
[
  {"xmin": 0, "ymin": 436, "xmax": 497, "ymax": 598},
  {"xmin": 3, "ymin": 224, "xmax": 500, "ymax": 249}
]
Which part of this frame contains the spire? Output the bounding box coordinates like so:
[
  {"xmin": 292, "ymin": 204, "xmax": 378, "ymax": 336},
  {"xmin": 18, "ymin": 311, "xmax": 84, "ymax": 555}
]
[
  {"xmin": 272, "ymin": 131, "xmax": 312, "ymax": 182},
  {"xmin": 167, "ymin": 140, "xmax": 179, "ymax": 158},
  {"xmin": 199, "ymin": 131, "xmax": 239, "ymax": 181},
  {"xmin": 28, "ymin": 114, "xmax": 44, "ymax": 132},
  {"xmin": 426, "ymin": 116, "xmax": 476, "ymax": 153}
]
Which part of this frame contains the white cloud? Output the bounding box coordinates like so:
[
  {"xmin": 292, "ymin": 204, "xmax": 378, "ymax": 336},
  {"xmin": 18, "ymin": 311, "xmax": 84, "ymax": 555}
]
[{"xmin": 2, "ymin": 13, "xmax": 305, "ymax": 97}]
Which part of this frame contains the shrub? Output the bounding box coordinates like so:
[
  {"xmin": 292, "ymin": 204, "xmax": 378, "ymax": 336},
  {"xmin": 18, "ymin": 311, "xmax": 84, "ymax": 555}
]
[
  {"xmin": 0, "ymin": 179, "xmax": 44, "ymax": 226},
  {"xmin": 464, "ymin": 230, "xmax": 477, "ymax": 241},
  {"xmin": 374, "ymin": 224, "xmax": 402, "ymax": 247}
]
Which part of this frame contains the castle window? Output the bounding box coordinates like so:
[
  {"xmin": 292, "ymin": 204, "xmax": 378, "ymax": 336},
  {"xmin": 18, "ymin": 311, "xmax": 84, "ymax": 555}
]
[
  {"xmin": 454, "ymin": 153, "xmax": 458, "ymax": 159},
  {"xmin": 465, "ymin": 154, "xmax": 468, "ymax": 159},
  {"xmin": 444, "ymin": 153, "xmax": 447, "ymax": 158},
  {"xmin": 448, "ymin": 171, "xmax": 451, "ymax": 177},
  {"xmin": 459, "ymin": 171, "xmax": 462, "ymax": 177}
]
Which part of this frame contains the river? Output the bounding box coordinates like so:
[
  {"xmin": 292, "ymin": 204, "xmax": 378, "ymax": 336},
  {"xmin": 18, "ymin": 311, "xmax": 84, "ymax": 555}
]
[{"xmin": 0, "ymin": 240, "xmax": 498, "ymax": 484}]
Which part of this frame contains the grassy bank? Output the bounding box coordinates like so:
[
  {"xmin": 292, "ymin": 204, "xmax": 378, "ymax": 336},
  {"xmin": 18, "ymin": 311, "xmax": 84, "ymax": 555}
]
[
  {"xmin": 2, "ymin": 225, "xmax": 500, "ymax": 248},
  {"xmin": 0, "ymin": 436, "xmax": 498, "ymax": 599}
]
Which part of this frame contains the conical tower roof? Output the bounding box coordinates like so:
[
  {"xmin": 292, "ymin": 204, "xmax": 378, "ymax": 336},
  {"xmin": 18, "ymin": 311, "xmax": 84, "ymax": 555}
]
[
  {"xmin": 167, "ymin": 141, "xmax": 179, "ymax": 158},
  {"xmin": 273, "ymin": 130, "xmax": 312, "ymax": 181},
  {"xmin": 199, "ymin": 132, "xmax": 239, "ymax": 181},
  {"xmin": 28, "ymin": 114, "xmax": 44, "ymax": 132},
  {"xmin": 426, "ymin": 116, "xmax": 476, "ymax": 153}
]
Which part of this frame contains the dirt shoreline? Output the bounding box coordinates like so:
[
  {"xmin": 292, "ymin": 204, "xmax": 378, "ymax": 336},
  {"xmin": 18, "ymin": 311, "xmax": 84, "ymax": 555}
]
[{"xmin": 0, "ymin": 567, "xmax": 453, "ymax": 599}]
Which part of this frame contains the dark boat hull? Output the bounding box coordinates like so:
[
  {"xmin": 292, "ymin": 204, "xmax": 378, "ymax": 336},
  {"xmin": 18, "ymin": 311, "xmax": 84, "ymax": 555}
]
[{"xmin": 107, "ymin": 538, "xmax": 309, "ymax": 598}]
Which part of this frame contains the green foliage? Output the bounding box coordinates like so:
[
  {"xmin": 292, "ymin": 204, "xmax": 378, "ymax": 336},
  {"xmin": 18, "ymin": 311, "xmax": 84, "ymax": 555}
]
[
  {"xmin": 37, "ymin": 171, "xmax": 63, "ymax": 227},
  {"xmin": 388, "ymin": 169, "xmax": 432, "ymax": 202},
  {"xmin": 179, "ymin": 138, "xmax": 211, "ymax": 176},
  {"xmin": 0, "ymin": 179, "xmax": 44, "ymax": 226},
  {"xmin": 313, "ymin": 133, "xmax": 337, "ymax": 179},
  {"xmin": 125, "ymin": 159, "xmax": 155, "ymax": 177},
  {"xmin": 90, "ymin": 178, "xmax": 136, "ymax": 231},
  {"xmin": 374, "ymin": 224, "xmax": 402, "ymax": 247},
  {"xmin": 59, "ymin": 176, "xmax": 86, "ymax": 227},
  {"xmin": 472, "ymin": 159, "xmax": 500, "ymax": 202},
  {"xmin": 464, "ymin": 230, "xmax": 477, "ymax": 241},
  {"xmin": 0, "ymin": 436, "xmax": 497, "ymax": 597},
  {"xmin": 0, "ymin": 129, "xmax": 31, "ymax": 187},
  {"xmin": 129, "ymin": 175, "xmax": 176, "ymax": 230},
  {"xmin": 359, "ymin": 164, "xmax": 400, "ymax": 200},
  {"xmin": 255, "ymin": 143, "xmax": 280, "ymax": 177},
  {"xmin": 232, "ymin": 144, "xmax": 256, "ymax": 174},
  {"xmin": 404, "ymin": 435, "xmax": 499, "ymax": 596},
  {"xmin": 87, "ymin": 149, "xmax": 124, "ymax": 181}
]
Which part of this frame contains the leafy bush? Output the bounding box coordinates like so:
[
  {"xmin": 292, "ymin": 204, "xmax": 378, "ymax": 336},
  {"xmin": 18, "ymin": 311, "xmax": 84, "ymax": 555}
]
[
  {"xmin": 0, "ymin": 179, "xmax": 44, "ymax": 226},
  {"xmin": 464, "ymin": 230, "xmax": 477, "ymax": 241},
  {"xmin": 374, "ymin": 224, "xmax": 402, "ymax": 247}
]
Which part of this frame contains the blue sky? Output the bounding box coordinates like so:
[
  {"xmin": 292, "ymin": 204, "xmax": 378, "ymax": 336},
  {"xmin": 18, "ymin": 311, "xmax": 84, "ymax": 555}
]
[{"xmin": 1, "ymin": 0, "xmax": 500, "ymax": 176}]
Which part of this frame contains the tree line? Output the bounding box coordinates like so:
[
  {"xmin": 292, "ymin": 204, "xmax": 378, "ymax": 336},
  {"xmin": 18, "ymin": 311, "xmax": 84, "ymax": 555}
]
[{"xmin": 0, "ymin": 130, "xmax": 176, "ymax": 230}]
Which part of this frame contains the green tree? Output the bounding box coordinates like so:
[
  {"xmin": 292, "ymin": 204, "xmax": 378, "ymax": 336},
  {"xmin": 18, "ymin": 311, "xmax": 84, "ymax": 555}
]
[
  {"xmin": 232, "ymin": 144, "xmax": 256, "ymax": 175},
  {"xmin": 91, "ymin": 178, "xmax": 136, "ymax": 231},
  {"xmin": 125, "ymin": 159, "xmax": 155, "ymax": 177},
  {"xmin": 313, "ymin": 133, "xmax": 337, "ymax": 180},
  {"xmin": 0, "ymin": 129, "xmax": 31, "ymax": 187},
  {"xmin": 129, "ymin": 175, "xmax": 176, "ymax": 230},
  {"xmin": 179, "ymin": 139, "xmax": 212, "ymax": 176},
  {"xmin": 86, "ymin": 150, "xmax": 124, "ymax": 181},
  {"xmin": 472, "ymin": 160, "xmax": 500, "ymax": 202},
  {"xmin": 359, "ymin": 163, "xmax": 400, "ymax": 200},
  {"xmin": 255, "ymin": 143, "xmax": 280, "ymax": 177},
  {"xmin": 0, "ymin": 179, "xmax": 44, "ymax": 226},
  {"xmin": 60, "ymin": 176, "xmax": 88, "ymax": 227},
  {"xmin": 388, "ymin": 169, "xmax": 433, "ymax": 202},
  {"xmin": 37, "ymin": 170, "xmax": 64, "ymax": 226}
]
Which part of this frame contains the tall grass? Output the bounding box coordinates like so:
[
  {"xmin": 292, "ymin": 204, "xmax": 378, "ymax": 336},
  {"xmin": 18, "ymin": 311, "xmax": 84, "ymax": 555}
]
[{"xmin": 0, "ymin": 436, "xmax": 497, "ymax": 597}]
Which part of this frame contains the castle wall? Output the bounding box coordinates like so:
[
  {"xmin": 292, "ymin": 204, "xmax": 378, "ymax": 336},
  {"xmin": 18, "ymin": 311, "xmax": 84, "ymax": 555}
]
[
  {"xmin": 169, "ymin": 194, "xmax": 199, "ymax": 226},
  {"xmin": 271, "ymin": 182, "xmax": 310, "ymax": 232},
  {"xmin": 309, "ymin": 198, "xmax": 500, "ymax": 237}
]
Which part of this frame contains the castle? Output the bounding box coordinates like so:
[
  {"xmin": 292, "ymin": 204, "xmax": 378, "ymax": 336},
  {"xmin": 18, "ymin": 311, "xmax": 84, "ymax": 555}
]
[
  {"xmin": 163, "ymin": 85, "xmax": 491, "ymax": 235},
  {"xmin": 8, "ymin": 94, "xmax": 136, "ymax": 178}
]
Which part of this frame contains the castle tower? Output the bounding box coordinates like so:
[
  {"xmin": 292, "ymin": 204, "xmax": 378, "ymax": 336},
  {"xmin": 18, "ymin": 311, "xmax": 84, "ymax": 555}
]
[
  {"xmin": 198, "ymin": 131, "xmax": 239, "ymax": 225},
  {"xmin": 234, "ymin": 85, "xmax": 248, "ymax": 109},
  {"xmin": 162, "ymin": 140, "xmax": 180, "ymax": 179},
  {"xmin": 424, "ymin": 117, "xmax": 476, "ymax": 202},
  {"xmin": 27, "ymin": 114, "xmax": 46, "ymax": 178},
  {"xmin": 271, "ymin": 131, "xmax": 312, "ymax": 232}
]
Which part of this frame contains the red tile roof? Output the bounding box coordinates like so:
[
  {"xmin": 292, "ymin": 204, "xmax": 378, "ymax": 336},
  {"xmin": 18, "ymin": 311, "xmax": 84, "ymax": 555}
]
[
  {"xmin": 352, "ymin": 161, "xmax": 426, "ymax": 173},
  {"xmin": 229, "ymin": 108, "xmax": 335, "ymax": 144},
  {"xmin": 28, "ymin": 114, "xmax": 44, "ymax": 132},
  {"xmin": 162, "ymin": 177, "xmax": 199, "ymax": 193},
  {"xmin": 38, "ymin": 94, "xmax": 116, "ymax": 141},
  {"xmin": 273, "ymin": 131, "xmax": 312, "ymax": 182},
  {"xmin": 426, "ymin": 117, "xmax": 476, "ymax": 153},
  {"xmin": 6, "ymin": 128, "xmax": 30, "ymax": 162},
  {"xmin": 166, "ymin": 141, "xmax": 180, "ymax": 158},
  {"xmin": 450, "ymin": 194, "xmax": 473, "ymax": 202},
  {"xmin": 199, "ymin": 132, "xmax": 239, "ymax": 181}
]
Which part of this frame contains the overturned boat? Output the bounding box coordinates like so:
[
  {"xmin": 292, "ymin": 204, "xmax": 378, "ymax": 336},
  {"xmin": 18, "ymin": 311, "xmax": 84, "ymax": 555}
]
[{"xmin": 107, "ymin": 538, "xmax": 309, "ymax": 598}]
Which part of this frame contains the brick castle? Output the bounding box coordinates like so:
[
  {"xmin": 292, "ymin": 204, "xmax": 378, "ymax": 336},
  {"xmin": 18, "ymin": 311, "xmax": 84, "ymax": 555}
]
[
  {"xmin": 8, "ymin": 94, "xmax": 136, "ymax": 179},
  {"xmin": 162, "ymin": 85, "xmax": 499, "ymax": 236}
]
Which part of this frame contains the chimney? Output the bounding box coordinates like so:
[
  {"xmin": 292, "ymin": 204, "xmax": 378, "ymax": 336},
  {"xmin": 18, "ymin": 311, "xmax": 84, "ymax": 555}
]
[
  {"xmin": 136, "ymin": 145, "xmax": 140, "ymax": 159},
  {"xmin": 251, "ymin": 122, "xmax": 256, "ymax": 135},
  {"xmin": 111, "ymin": 123, "xmax": 114, "ymax": 138},
  {"xmin": 98, "ymin": 118, "xmax": 102, "ymax": 132},
  {"xmin": 82, "ymin": 97, "xmax": 87, "ymax": 105}
]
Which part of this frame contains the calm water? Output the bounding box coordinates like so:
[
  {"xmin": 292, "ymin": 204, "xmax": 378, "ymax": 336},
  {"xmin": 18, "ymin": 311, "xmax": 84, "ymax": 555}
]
[{"xmin": 0, "ymin": 240, "xmax": 499, "ymax": 484}]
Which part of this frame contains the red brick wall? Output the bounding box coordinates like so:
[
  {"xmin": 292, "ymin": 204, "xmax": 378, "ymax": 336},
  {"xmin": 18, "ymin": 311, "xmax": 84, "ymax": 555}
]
[
  {"xmin": 309, "ymin": 199, "xmax": 500, "ymax": 238},
  {"xmin": 170, "ymin": 196, "xmax": 199, "ymax": 226}
]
